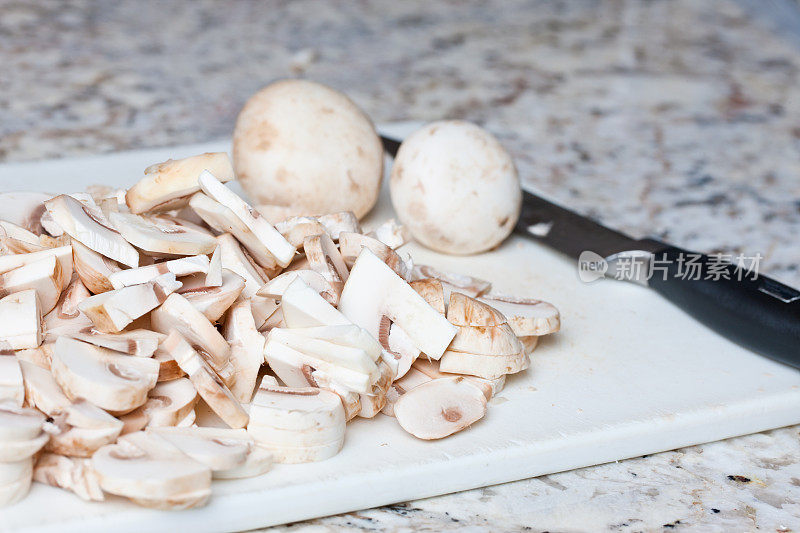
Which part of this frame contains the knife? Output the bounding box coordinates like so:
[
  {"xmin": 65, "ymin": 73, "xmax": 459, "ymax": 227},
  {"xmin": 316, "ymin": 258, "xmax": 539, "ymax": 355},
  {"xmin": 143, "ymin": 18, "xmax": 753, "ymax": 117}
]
[{"xmin": 380, "ymin": 135, "xmax": 800, "ymax": 369}]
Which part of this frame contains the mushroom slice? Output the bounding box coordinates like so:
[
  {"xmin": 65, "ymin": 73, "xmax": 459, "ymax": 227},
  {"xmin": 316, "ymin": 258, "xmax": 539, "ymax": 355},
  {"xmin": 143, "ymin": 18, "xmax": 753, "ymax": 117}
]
[
  {"xmin": 43, "ymin": 276, "xmax": 94, "ymax": 342},
  {"xmin": 449, "ymin": 322, "xmax": 525, "ymax": 356},
  {"xmin": 0, "ymin": 458, "xmax": 33, "ymax": 507},
  {"xmin": 446, "ymin": 292, "xmax": 508, "ymax": 327},
  {"xmin": 338, "ymin": 232, "xmax": 410, "ymax": 278},
  {"xmin": 43, "ymin": 401, "xmax": 124, "ymax": 457},
  {"xmin": 269, "ymin": 328, "xmax": 378, "ymax": 375},
  {"xmin": 303, "ymin": 232, "xmax": 349, "ymax": 304},
  {"xmin": 15, "ymin": 344, "xmax": 53, "ymax": 370},
  {"xmin": 205, "ymin": 245, "xmax": 223, "ymax": 287},
  {"xmin": 338, "ymin": 248, "xmax": 457, "ymax": 360},
  {"xmin": 51, "ymin": 337, "xmax": 159, "ymax": 413},
  {"xmin": 216, "ymin": 233, "xmax": 266, "ymax": 297},
  {"xmin": 0, "ymin": 255, "xmax": 63, "ymax": 313},
  {"xmin": 382, "ymin": 367, "xmax": 432, "ymax": 417},
  {"xmin": 163, "ymin": 331, "xmax": 248, "ymax": 429},
  {"xmin": 0, "ymin": 245, "xmax": 73, "ymax": 287},
  {"xmin": 368, "ymin": 218, "xmax": 408, "ymax": 249},
  {"xmin": 126, "ymin": 152, "xmax": 235, "ymax": 214},
  {"xmin": 71, "ymin": 239, "xmax": 121, "ymax": 294},
  {"xmin": 68, "ymin": 329, "xmax": 164, "ymax": 358},
  {"xmin": 151, "ymin": 293, "xmax": 232, "ymax": 381},
  {"xmin": 0, "ymin": 356, "xmax": 23, "ymax": 407},
  {"xmin": 0, "ymin": 403, "xmax": 48, "ymax": 462},
  {"xmin": 0, "ymin": 191, "xmax": 51, "ymax": 234},
  {"xmin": 0, "ymin": 290, "xmax": 42, "ymax": 349},
  {"xmin": 92, "ymin": 431, "xmax": 212, "ymax": 510},
  {"xmin": 126, "ymin": 378, "xmax": 198, "ymax": 429},
  {"xmin": 148, "ymin": 427, "xmax": 251, "ymax": 472},
  {"xmin": 410, "ymin": 279, "xmax": 445, "ymax": 314},
  {"xmin": 198, "ymin": 170, "xmax": 295, "ymax": 267},
  {"xmin": 357, "ymin": 360, "xmax": 393, "ymax": 419},
  {"xmin": 44, "ymin": 194, "xmax": 140, "ymax": 268},
  {"xmin": 438, "ymin": 349, "xmax": 529, "ymax": 380},
  {"xmin": 108, "ymin": 254, "xmax": 210, "ymax": 289},
  {"xmin": 33, "ymin": 453, "xmax": 104, "ymax": 501},
  {"xmin": 189, "ymin": 192, "xmax": 280, "ymax": 271},
  {"xmin": 520, "ymin": 335, "xmax": 539, "ymax": 356},
  {"xmin": 257, "ymin": 269, "xmax": 336, "ymax": 305},
  {"xmin": 411, "ymin": 265, "xmax": 491, "ymax": 298},
  {"xmin": 317, "ymin": 212, "xmax": 360, "ymax": 240},
  {"xmin": 178, "ymin": 269, "xmax": 245, "ymax": 323},
  {"xmin": 247, "ymin": 383, "xmax": 345, "ymax": 464},
  {"xmin": 275, "ymin": 216, "xmax": 328, "ymax": 248},
  {"xmin": 285, "ymin": 324, "xmax": 382, "ymax": 362},
  {"xmin": 382, "ymin": 322, "xmax": 420, "ymax": 379},
  {"xmin": 412, "ymin": 357, "xmax": 505, "ymax": 401},
  {"xmin": 109, "ymin": 211, "xmax": 217, "ymax": 257},
  {"xmin": 213, "ymin": 443, "xmax": 273, "ymax": 480},
  {"xmin": 0, "ymin": 221, "xmax": 42, "ymax": 246},
  {"xmin": 78, "ymin": 272, "xmax": 181, "ymax": 333},
  {"xmin": 223, "ymin": 299, "xmax": 266, "ymax": 403},
  {"xmin": 281, "ymin": 277, "xmax": 350, "ymax": 328},
  {"xmin": 393, "ymin": 377, "xmax": 488, "ymax": 440},
  {"xmin": 153, "ymin": 345, "xmax": 185, "ymax": 382},
  {"xmin": 478, "ymin": 293, "xmax": 561, "ymax": 336},
  {"xmin": 264, "ymin": 337, "xmax": 375, "ymax": 395}
]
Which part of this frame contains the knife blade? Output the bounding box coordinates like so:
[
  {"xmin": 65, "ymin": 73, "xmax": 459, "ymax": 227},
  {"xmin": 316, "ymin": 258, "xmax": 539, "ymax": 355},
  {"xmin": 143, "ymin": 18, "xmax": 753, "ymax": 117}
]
[{"xmin": 380, "ymin": 134, "xmax": 800, "ymax": 369}]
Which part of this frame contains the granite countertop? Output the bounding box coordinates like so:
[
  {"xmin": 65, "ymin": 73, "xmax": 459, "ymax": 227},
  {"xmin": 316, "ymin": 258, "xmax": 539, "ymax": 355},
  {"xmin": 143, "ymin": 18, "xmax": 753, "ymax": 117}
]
[{"xmin": 2, "ymin": 0, "xmax": 799, "ymax": 530}]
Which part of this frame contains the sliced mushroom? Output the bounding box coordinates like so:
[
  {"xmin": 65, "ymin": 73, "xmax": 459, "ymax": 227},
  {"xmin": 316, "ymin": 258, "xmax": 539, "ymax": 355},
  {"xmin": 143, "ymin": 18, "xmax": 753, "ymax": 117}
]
[
  {"xmin": 215, "ymin": 233, "xmax": 267, "ymax": 297},
  {"xmin": 43, "ymin": 401, "xmax": 124, "ymax": 457},
  {"xmin": 411, "ymin": 357, "xmax": 505, "ymax": 401},
  {"xmin": 78, "ymin": 272, "xmax": 181, "ymax": 333},
  {"xmin": 0, "ymin": 245, "xmax": 73, "ymax": 289},
  {"xmin": 520, "ymin": 335, "xmax": 539, "ymax": 356},
  {"xmin": 33, "ymin": 453, "xmax": 104, "ymax": 501},
  {"xmin": 51, "ymin": 337, "xmax": 159, "ymax": 413},
  {"xmin": 0, "ymin": 356, "xmax": 24, "ymax": 407},
  {"xmin": 109, "ymin": 212, "xmax": 217, "ymax": 257},
  {"xmin": 198, "ymin": 170, "xmax": 295, "ymax": 267},
  {"xmin": 178, "ymin": 269, "xmax": 245, "ymax": 322},
  {"xmin": 205, "ymin": 245, "xmax": 223, "ymax": 287},
  {"xmin": 247, "ymin": 382, "xmax": 345, "ymax": 463},
  {"xmin": 338, "ymin": 231, "xmax": 410, "ymax": 279},
  {"xmin": 0, "ymin": 289, "xmax": 42, "ymax": 350},
  {"xmin": 43, "ymin": 276, "xmax": 94, "ymax": 342},
  {"xmin": 0, "ymin": 458, "xmax": 33, "ymax": 508},
  {"xmin": 68, "ymin": 329, "xmax": 164, "ymax": 358},
  {"xmin": 446, "ymin": 292, "xmax": 507, "ymax": 326},
  {"xmin": 264, "ymin": 335, "xmax": 375, "ymax": 395},
  {"xmin": 285, "ymin": 324, "xmax": 382, "ymax": 362},
  {"xmin": 257, "ymin": 269, "xmax": 337, "ymax": 305},
  {"xmin": 14, "ymin": 344, "xmax": 52, "ymax": 370},
  {"xmin": 448, "ymin": 322, "xmax": 524, "ymax": 356},
  {"xmin": 438, "ymin": 349, "xmax": 529, "ymax": 380},
  {"xmin": 0, "ymin": 403, "xmax": 48, "ymax": 462},
  {"xmin": 316, "ymin": 211, "xmax": 360, "ymax": 240},
  {"xmin": 338, "ymin": 248, "xmax": 457, "ymax": 360},
  {"xmin": 163, "ymin": 331, "xmax": 248, "ymax": 429},
  {"xmin": 393, "ymin": 377, "xmax": 487, "ymax": 440},
  {"xmin": 92, "ymin": 431, "xmax": 212, "ymax": 510},
  {"xmin": 0, "ymin": 255, "xmax": 63, "ymax": 313},
  {"xmin": 153, "ymin": 345, "xmax": 185, "ymax": 382},
  {"xmin": 368, "ymin": 218, "xmax": 408, "ymax": 249},
  {"xmin": 0, "ymin": 191, "xmax": 51, "ymax": 234},
  {"xmin": 108, "ymin": 254, "xmax": 210, "ymax": 289},
  {"xmin": 281, "ymin": 277, "xmax": 350, "ymax": 328},
  {"xmin": 147, "ymin": 426, "xmax": 252, "ymax": 473},
  {"xmin": 478, "ymin": 293, "xmax": 561, "ymax": 336},
  {"xmin": 411, "ymin": 265, "xmax": 491, "ymax": 298},
  {"xmin": 125, "ymin": 378, "xmax": 198, "ymax": 429},
  {"xmin": 44, "ymin": 194, "xmax": 140, "ymax": 268},
  {"xmin": 71, "ymin": 239, "xmax": 121, "ymax": 294},
  {"xmin": 275, "ymin": 216, "xmax": 328, "ymax": 248},
  {"xmin": 409, "ymin": 278, "xmax": 446, "ymax": 315},
  {"xmin": 222, "ymin": 299, "xmax": 266, "ymax": 403},
  {"xmin": 357, "ymin": 360, "xmax": 393, "ymax": 419},
  {"xmin": 382, "ymin": 322, "xmax": 420, "ymax": 379},
  {"xmin": 382, "ymin": 367, "xmax": 432, "ymax": 417},
  {"xmin": 303, "ymin": 232, "xmax": 349, "ymax": 304},
  {"xmin": 151, "ymin": 293, "xmax": 233, "ymax": 382},
  {"xmin": 269, "ymin": 328, "xmax": 378, "ymax": 376},
  {"xmin": 126, "ymin": 152, "xmax": 235, "ymax": 214}
]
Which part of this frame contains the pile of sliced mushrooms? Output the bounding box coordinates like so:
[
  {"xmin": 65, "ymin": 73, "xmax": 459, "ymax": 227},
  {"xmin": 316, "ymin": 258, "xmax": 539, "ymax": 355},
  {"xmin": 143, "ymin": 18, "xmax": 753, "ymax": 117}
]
[{"xmin": 0, "ymin": 151, "xmax": 559, "ymax": 510}]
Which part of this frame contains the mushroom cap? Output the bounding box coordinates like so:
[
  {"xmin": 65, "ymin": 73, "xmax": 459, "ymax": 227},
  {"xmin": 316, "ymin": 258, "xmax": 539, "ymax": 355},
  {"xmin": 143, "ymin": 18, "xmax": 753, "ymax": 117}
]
[
  {"xmin": 390, "ymin": 120, "xmax": 521, "ymax": 255},
  {"xmin": 233, "ymin": 79, "xmax": 383, "ymax": 219}
]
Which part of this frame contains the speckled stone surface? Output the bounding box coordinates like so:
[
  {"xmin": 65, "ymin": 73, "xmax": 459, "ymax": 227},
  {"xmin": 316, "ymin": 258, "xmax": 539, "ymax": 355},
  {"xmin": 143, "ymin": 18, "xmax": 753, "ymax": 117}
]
[{"xmin": 2, "ymin": 0, "xmax": 799, "ymax": 531}]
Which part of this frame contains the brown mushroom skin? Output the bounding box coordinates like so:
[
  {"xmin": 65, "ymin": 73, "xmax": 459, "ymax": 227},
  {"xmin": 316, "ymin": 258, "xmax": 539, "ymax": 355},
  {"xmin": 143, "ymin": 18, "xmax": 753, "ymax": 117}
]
[{"xmin": 233, "ymin": 80, "xmax": 383, "ymax": 219}]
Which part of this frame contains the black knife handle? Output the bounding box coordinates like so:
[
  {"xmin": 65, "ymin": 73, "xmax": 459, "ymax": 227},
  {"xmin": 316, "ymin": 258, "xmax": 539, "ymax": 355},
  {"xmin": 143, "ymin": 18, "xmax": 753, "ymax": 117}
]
[{"xmin": 647, "ymin": 245, "xmax": 800, "ymax": 369}]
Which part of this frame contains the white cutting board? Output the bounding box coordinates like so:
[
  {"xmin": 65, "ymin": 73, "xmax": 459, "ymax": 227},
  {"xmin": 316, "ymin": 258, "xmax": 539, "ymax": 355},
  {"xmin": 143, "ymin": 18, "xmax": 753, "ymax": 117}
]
[{"xmin": 2, "ymin": 123, "xmax": 799, "ymax": 532}]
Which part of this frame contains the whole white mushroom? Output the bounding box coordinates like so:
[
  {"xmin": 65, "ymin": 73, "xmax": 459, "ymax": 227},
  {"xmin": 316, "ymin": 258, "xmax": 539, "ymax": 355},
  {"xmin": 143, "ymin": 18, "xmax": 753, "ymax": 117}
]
[
  {"xmin": 390, "ymin": 121, "xmax": 521, "ymax": 255},
  {"xmin": 233, "ymin": 79, "xmax": 384, "ymax": 219}
]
